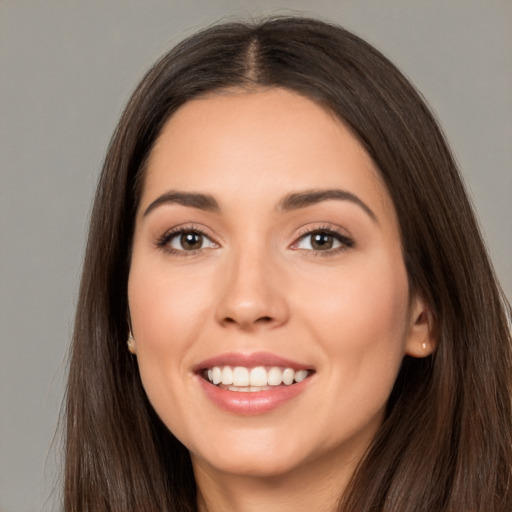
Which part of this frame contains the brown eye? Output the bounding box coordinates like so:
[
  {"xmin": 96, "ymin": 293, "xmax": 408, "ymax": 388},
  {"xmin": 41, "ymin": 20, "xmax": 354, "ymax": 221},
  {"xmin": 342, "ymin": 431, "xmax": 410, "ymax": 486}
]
[
  {"xmin": 167, "ymin": 230, "xmax": 216, "ymax": 252},
  {"xmin": 294, "ymin": 229, "xmax": 353, "ymax": 253},
  {"xmin": 180, "ymin": 232, "xmax": 203, "ymax": 250},
  {"xmin": 310, "ymin": 233, "xmax": 334, "ymax": 250}
]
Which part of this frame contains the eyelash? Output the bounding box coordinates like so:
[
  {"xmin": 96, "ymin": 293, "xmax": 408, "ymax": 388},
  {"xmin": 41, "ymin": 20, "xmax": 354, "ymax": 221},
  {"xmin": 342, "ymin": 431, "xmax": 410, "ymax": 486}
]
[
  {"xmin": 156, "ymin": 225, "xmax": 215, "ymax": 256},
  {"xmin": 292, "ymin": 225, "xmax": 354, "ymax": 256},
  {"xmin": 155, "ymin": 224, "xmax": 354, "ymax": 256}
]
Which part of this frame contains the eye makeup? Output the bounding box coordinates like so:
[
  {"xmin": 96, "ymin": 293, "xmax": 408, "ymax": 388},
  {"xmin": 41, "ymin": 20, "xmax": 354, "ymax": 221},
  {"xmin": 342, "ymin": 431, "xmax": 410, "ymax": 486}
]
[{"xmin": 154, "ymin": 221, "xmax": 355, "ymax": 258}]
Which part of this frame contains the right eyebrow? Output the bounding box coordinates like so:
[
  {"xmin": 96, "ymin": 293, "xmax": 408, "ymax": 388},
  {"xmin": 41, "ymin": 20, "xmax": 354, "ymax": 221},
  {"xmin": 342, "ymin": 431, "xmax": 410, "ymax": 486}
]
[{"xmin": 143, "ymin": 191, "xmax": 220, "ymax": 217}]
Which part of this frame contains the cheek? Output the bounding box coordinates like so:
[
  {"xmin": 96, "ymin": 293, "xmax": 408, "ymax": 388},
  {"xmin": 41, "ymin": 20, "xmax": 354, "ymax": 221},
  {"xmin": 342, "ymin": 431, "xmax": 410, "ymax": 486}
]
[
  {"xmin": 127, "ymin": 261, "xmax": 218, "ymax": 446},
  {"xmin": 127, "ymin": 258, "xmax": 214, "ymax": 409},
  {"xmin": 312, "ymin": 250, "xmax": 409, "ymax": 339},
  {"xmin": 129, "ymin": 261, "xmax": 210, "ymax": 347},
  {"xmin": 298, "ymin": 255, "xmax": 410, "ymax": 399}
]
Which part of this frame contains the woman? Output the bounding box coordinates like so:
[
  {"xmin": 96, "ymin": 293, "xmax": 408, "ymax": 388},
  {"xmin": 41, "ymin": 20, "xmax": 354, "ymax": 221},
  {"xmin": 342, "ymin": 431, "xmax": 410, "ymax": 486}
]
[{"xmin": 65, "ymin": 17, "xmax": 512, "ymax": 511}]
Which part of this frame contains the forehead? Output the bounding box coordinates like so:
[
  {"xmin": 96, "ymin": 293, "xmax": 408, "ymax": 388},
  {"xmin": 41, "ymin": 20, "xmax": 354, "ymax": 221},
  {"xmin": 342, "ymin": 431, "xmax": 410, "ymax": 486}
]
[{"xmin": 141, "ymin": 88, "xmax": 391, "ymax": 217}]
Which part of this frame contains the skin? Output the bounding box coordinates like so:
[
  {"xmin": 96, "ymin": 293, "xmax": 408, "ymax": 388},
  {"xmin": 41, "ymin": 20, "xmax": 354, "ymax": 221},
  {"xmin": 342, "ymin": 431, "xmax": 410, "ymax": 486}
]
[{"xmin": 128, "ymin": 88, "xmax": 433, "ymax": 512}]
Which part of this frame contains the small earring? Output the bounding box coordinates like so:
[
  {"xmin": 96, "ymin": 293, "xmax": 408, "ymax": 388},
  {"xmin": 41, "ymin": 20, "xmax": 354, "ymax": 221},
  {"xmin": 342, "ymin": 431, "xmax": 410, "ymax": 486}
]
[
  {"xmin": 421, "ymin": 342, "xmax": 428, "ymax": 350},
  {"xmin": 127, "ymin": 332, "xmax": 136, "ymax": 354}
]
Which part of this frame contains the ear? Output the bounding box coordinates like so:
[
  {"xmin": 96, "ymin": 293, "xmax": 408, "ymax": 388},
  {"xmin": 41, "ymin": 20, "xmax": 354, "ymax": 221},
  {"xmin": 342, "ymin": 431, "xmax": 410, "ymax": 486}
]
[
  {"xmin": 405, "ymin": 295, "xmax": 436, "ymax": 358},
  {"xmin": 127, "ymin": 313, "xmax": 137, "ymax": 354},
  {"xmin": 127, "ymin": 332, "xmax": 137, "ymax": 355}
]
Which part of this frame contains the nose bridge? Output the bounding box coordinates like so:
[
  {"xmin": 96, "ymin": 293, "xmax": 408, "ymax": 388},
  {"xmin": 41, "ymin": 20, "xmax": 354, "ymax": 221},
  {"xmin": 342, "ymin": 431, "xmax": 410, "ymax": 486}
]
[{"xmin": 215, "ymin": 237, "xmax": 288, "ymax": 330}]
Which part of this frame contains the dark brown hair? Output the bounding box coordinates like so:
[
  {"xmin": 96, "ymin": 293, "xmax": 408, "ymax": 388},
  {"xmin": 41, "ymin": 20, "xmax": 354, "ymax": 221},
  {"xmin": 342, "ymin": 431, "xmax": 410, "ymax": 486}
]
[{"xmin": 65, "ymin": 17, "xmax": 512, "ymax": 511}]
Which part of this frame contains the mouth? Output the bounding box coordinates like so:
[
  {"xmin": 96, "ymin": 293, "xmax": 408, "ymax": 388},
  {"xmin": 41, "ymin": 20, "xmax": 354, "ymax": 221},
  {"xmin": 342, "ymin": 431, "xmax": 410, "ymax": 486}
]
[
  {"xmin": 201, "ymin": 365, "xmax": 314, "ymax": 392},
  {"xmin": 195, "ymin": 353, "xmax": 315, "ymax": 414}
]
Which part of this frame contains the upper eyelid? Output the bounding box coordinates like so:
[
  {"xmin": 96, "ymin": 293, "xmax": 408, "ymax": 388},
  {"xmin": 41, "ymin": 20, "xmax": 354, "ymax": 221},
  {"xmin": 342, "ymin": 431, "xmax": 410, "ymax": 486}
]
[
  {"xmin": 156, "ymin": 224, "xmax": 217, "ymax": 247},
  {"xmin": 293, "ymin": 223, "xmax": 353, "ymax": 240},
  {"xmin": 159, "ymin": 223, "xmax": 216, "ymax": 238},
  {"xmin": 291, "ymin": 225, "xmax": 355, "ymax": 249}
]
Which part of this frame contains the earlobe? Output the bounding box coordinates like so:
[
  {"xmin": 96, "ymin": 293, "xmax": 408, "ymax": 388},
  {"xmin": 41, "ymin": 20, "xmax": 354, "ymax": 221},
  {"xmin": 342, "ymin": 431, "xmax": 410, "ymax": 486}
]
[
  {"xmin": 127, "ymin": 312, "xmax": 137, "ymax": 354},
  {"xmin": 127, "ymin": 332, "xmax": 137, "ymax": 354},
  {"xmin": 405, "ymin": 297, "xmax": 437, "ymax": 358}
]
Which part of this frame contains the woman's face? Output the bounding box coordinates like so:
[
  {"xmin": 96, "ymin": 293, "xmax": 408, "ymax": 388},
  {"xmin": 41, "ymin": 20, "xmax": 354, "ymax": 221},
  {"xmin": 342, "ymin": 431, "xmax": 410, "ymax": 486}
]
[{"xmin": 128, "ymin": 88, "xmax": 431, "ymax": 483}]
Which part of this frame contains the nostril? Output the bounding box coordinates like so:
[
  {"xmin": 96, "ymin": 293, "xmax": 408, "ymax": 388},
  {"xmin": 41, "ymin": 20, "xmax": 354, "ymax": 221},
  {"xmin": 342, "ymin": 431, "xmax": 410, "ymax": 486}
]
[
  {"xmin": 257, "ymin": 316, "xmax": 273, "ymax": 323},
  {"xmin": 222, "ymin": 315, "xmax": 274, "ymax": 328}
]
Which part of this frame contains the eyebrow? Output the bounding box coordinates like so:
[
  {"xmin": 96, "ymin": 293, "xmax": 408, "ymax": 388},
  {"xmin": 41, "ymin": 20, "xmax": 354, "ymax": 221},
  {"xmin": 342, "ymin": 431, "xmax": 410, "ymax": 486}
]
[
  {"xmin": 278, "ymin": 189, "xmax": 378, "ymax": 223},
  {"xmin": 143, "ymin": 188, "xmax": 377, "ymax": 223},
  {"xmin": 143, "ymin": 191, "xmax": 220, "ymax": 217}
]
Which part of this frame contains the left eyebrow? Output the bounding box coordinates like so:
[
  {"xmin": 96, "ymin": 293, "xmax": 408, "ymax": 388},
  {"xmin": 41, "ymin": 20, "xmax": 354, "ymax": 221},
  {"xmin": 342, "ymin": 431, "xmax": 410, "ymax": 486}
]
[{"xmin": 277, "ymin": 189, "xmax": 378, "ymax": 223}]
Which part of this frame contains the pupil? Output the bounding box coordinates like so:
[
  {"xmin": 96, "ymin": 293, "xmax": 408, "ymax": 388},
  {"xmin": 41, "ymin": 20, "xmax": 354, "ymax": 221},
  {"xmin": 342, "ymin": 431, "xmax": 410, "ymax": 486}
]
[
  {"xmin": 181, "ymin": 232, "xmax": 202, "ymax": 250},
  {"xmin": 312, "ymin": 233, "xmax": 333, "ymax": 250}
]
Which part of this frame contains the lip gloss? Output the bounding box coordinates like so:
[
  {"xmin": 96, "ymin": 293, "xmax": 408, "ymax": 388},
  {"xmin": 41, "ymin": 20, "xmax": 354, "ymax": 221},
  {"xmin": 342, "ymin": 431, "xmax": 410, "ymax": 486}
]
[
  {"xmin": 194, "ymin": 352, "xmax": 314, "ymax": 415},
  {"xmin": 197, "ymin": 374, "xmax": 311, "ymax": 415}
]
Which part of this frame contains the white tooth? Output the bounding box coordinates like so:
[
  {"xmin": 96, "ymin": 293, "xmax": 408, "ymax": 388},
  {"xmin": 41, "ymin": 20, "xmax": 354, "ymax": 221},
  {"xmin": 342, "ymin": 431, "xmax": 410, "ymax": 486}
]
[
  {"xmin": 221, "ymin": 366, "xmax": 233, "ymax": 385},
  {"xmin": 282, "ymin": 368, "xmax": 295, "ymax": 385},
  {"xmin": 251, "ymin": 385, "xmax": 272, "ymax": 391},
  {"xmin": 250, "ymin": 366, "xmax": 267, "ymax": 386},
  {"xmin": 207, "ymin": 368, "xmax": 213, "ymax": 382},
  {"xmin": 212, "ymin": 367, "xmax": 222, "ymax": 385},
  {"xmin": 294, "ymin": 370, "xmax": 308, "ymax": 383},
  {"xmin": 267, "ymin": 367, "xmax": 283, "ymax": 386},
  {"xmin": 228, "ymin": 385, "xmax": 239, "ymax": 391},
  {"xmin": 238, "ymin": 387, "xmax": 251, "ymax": 392},
  {"xmin": 233, "ymin": 366, "xmax": 250, "ymax": 386}
]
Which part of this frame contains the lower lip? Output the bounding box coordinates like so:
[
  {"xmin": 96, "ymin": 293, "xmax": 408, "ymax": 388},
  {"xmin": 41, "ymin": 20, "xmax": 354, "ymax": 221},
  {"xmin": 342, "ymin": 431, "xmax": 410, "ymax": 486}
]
[{"xmin": 197, "ymin": 375, "xmax": 311, "ymax": 415}]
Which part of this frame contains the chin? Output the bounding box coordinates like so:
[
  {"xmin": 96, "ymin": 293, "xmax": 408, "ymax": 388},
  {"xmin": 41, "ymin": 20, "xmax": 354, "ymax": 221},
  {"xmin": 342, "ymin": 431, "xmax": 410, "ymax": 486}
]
[
  {"xmin": 193, "ymin": 449, "xmax": 306, "ymax": 480},
  {"xmin": 185, "ymin": 429, "xmax": 309, "ymax": 479}
]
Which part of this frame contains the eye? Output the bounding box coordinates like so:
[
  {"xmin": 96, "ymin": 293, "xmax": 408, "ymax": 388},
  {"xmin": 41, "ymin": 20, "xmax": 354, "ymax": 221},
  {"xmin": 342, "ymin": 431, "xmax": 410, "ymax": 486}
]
[
  {"xmin": 293, "ymin": 229, "xmax": 353, "ymax": 252},
  {"xmin": 159, "ymin": 228, "xmax": 217, "ymax": 253}
]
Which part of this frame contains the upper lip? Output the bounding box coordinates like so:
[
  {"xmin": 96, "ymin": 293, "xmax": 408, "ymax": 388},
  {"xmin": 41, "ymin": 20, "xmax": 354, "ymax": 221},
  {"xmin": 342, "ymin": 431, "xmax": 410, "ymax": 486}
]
[{"xmin": 193, "ymin": 352, "xmax": 313, "ymax": 372}]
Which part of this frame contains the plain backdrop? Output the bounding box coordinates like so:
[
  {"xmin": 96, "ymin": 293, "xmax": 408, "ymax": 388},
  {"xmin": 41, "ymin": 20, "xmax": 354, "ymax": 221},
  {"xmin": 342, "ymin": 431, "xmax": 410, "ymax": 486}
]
[{"xmin": 1, "ymin": 1, "xmax": 511, "ymax": 511}]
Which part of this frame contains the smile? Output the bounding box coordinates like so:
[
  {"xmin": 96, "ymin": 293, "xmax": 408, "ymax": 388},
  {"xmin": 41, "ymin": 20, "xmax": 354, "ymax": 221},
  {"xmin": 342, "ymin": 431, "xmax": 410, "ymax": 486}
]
[
  {"xmin": 195, "ymin": 352, "xmax": 315, "ymax": 413},
  {"xmin": 204, "ymin": 366, "xmax": 312, "ymax": 392}
]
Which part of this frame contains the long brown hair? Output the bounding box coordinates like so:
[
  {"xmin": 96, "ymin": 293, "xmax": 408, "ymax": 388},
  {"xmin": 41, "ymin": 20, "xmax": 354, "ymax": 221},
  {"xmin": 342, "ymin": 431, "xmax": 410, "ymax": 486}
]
[{"xmin": 65, "ymin": 17, "xmax": 512, "ymax": 511}]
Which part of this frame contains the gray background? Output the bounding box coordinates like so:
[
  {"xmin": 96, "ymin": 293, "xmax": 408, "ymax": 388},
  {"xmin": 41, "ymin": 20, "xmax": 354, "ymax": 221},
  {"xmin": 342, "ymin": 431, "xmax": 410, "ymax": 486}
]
[{"xmin": 1, "ymin": 1, "xmax": 510, "ymax": 511}]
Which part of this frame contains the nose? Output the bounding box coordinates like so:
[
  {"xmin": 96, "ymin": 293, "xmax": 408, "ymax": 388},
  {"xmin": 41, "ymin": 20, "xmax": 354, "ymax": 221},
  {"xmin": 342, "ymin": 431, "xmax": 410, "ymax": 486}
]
[{"xmin": 214, "ymin": 247, "xmax": 289, "ymax": 331}]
